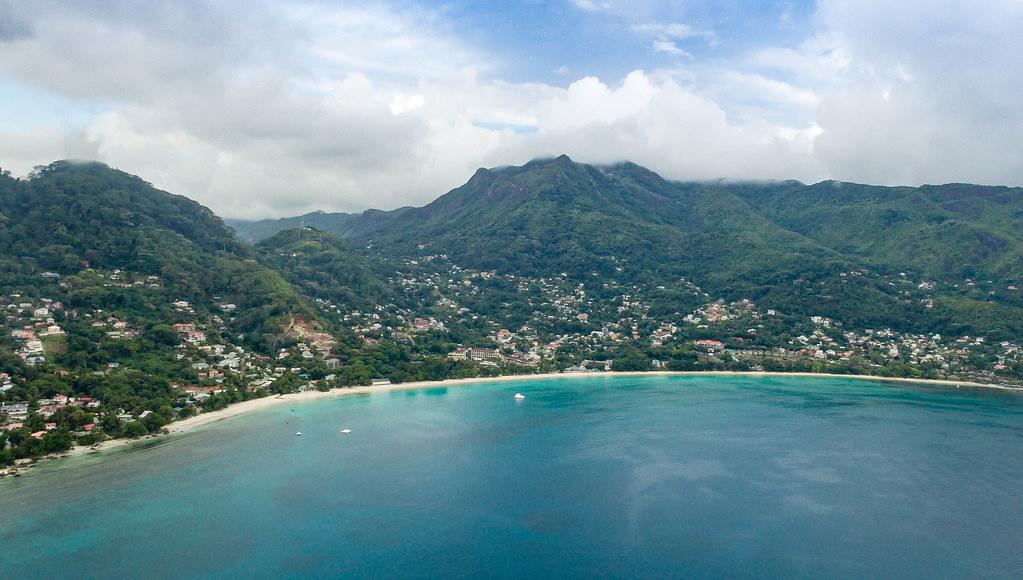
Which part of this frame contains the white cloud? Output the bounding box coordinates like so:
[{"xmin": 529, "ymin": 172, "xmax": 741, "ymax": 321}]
[
  {"xmin": 651, "ymin": 40, "xmax": 693, "ymax": 58},
  {"xmin": 571, "ymin": 0, "xmax": 615, "ymax": 12},
  {"xmin": 0, "ymin": 0, "xmax": 1020, "ymax": 219},
  {"xmin": 389, "ymin": 94, "xmax": 425, "ymax": 116},
  {"xmin": 632, "ymin": 22, "xmax": 713, "ymax": 41},
  {"xmin": 807, "ymin": 0, "xmax": 1023, "ymax": 186},
  {"xmin": 632, "ymin": 21, "xmax": 716, "ymax": 57}
]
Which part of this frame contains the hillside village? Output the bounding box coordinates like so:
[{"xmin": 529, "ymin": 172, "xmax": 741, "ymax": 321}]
[
  {"xmin": 382, "ymin": 253, "xmax": 1023, "ymax": 382},
  {"xmin": 4, "ymin": 249, "xmax": 1023, "ymax": 473}
]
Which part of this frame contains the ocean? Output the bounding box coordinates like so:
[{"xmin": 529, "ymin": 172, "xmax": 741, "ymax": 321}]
[{"xmin": 1, "ymin": 375, "xmax": 1021, "ymax": 578}]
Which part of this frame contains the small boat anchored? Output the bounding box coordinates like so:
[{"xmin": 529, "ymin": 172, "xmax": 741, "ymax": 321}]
[
  {"xmin": 295, "ymin": 432, "xmax": 303, "ymax": 436},
  {"xmin": 514, "ymin": 393, "xmax": 526, "ymax": 400},
  {"xmin": 340, "ymin": 428, "xmax": 352, "ymax": 435}
]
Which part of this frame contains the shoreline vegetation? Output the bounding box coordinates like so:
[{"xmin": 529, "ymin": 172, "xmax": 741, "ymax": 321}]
[{"xmin": 3, "ymin": 370, "xmax": 1019, "ymax": 478}]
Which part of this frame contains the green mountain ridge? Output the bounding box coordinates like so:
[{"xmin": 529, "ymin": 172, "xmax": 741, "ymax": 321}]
[
  {"xmin": 255, "ymin": 226, "xmax": 393, "ymax": 310},
  {"xmin": 230, "ymin": 156, "xmax": 1023, "ymax": 336}
]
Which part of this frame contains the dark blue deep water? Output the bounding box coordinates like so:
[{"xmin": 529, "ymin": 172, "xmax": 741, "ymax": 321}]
[{"xmin": 2, "ymin": 375, "xmax": 1022, "ymax": 578}]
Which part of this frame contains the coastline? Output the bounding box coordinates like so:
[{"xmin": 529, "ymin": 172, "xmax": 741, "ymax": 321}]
[
  {"xmin": 154, "ymin": 370, "xmax": 1023, "ymax": 440},
  {"xmin": 6, "ymin": 370, "xmax": 1020, "ymax": 475}
]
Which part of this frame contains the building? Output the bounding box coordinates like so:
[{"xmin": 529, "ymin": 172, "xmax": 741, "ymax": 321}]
[
  {"xmin": 1, "ymin": 402, "xmax": 29, "ymax": 421},
  {"xmin": 468, "ymin": 348, "xmax": 502, "ymax": 361},
  {"xmin": 694, "ymin": 339, "xmax": 725, "ymax": 352}
]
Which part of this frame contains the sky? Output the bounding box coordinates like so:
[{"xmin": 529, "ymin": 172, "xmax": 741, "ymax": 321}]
[{"xmin": 0, "ymin": 0, "xmax": 1021, "ymax": 219}]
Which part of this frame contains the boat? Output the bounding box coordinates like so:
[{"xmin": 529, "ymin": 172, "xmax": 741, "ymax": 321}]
[
  {"xmin": 295, "ymin": 432, "xmax": 303, "ymax": 436},
  {"xmin": 340, "ymin": 428, "xmax": 352, "ymax": 434},
  {"xmin": 514, "ymin": 393, "xmax": 526, "ymax": 400}
]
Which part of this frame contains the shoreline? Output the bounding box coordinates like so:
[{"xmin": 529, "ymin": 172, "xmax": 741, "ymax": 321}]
[
  {"xmin": 5, "ymin": 370, "xmax": 1020, "ymax": 475},
  {"xmin": 157, "ymin": 370, "xmax": 1023, "ymax": 439}
]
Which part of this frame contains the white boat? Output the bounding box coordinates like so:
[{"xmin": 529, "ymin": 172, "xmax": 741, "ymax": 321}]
[
  {"xmin": 295, "ymin": 432, "xmax": 303, "ymax": 436},
  {"xmin": 340, "ymin": 428, "xmax": 352, "ymax": 434},
  {"xmin": 514, "ymin": 393, "xmax": 526, "ymax": 400}
]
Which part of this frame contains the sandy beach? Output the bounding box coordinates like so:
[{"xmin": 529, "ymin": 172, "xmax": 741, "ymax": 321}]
[{"xmin": 10, "ymin": 370, "xmax": 1020, "ymax": 472}]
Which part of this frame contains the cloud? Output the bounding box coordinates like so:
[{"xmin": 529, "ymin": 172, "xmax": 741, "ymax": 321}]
[
  {"xmin": 807, "ymin": 0, "xmax": 1023, "ymax": 186},
  {"xmin": 0, "ymin": 0, "xmax": 1020, "ymax": 219},
  {"xmin": 631, "ymin": 22, "xmax": 713, "ymax": 41},
  {"xmin": 633, "ymin": 21, "xmax": 716, "ymax": 58},
  {"xmin": 480, "ymin": 71, "xmax": 825, "ymax": 183},
  {"xmin": 570, "ymin": 0, "xmax": 615, "ymax": 12},
  {"xmin": 651, "ymin": 40, "xmax": 693, "ymax": 58}
]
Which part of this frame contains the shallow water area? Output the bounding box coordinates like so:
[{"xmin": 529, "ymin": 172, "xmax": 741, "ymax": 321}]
[{"xmin": 1, "ymin": 375, "xmax": 1021, "ymax": 578}]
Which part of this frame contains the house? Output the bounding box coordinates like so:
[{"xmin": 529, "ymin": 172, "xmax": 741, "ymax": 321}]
[
  {"xmin": 581, "ymin": 359, "xmax": 613, "ymax": 372},
  {"xmin": 325, "ymin": 359, "xmax": 341, "ymax": 369},
  {"xmin": 694, "ymin": 339, "xmax": 725, "ymax": 351},
  {"xmin": 2, "ymin": 402, "xmax": 30, "ymax": 421},
  {"xmin": 38, "ymin": 404, "xmax": 61, "ymax": 417}
]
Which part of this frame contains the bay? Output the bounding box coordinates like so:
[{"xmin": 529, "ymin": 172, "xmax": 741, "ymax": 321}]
[{"xmin": 1, "ymin": 375, "xmax": 1021, "ymax": 578}]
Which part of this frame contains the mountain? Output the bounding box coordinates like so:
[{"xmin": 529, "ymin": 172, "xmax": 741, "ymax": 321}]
[
  {"xmin": 227, "ymin": 207, "xmax": 412, "ymax": 244},
  {"xmin": 231, "ymin": 156, "xmax": 1023, "ymax": 337},
  {"xmin": 730, "ymin": 180, "xmax": 1023, "ymax": 283},
  {"xmin": 0, "ymin": 161, "xmax": 319, "ymax": 346},
  {"xmin": 255, "ymin": 227, "xmax": 393, "ymax": 310},
  {"xmin": 228, "ymin": 211, "xmax": 361, "ymax": 244}
]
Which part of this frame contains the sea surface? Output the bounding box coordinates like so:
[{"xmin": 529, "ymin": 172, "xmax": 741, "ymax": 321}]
[{"xmin": 1, "ymin": 375, "xmax": 1022, "ymax": 579}]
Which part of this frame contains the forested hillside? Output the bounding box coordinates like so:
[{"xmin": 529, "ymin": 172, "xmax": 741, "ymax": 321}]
[
  {"xmin": 0, "ymin": 161, "xmax": 317, "ymax": 344},
  {"xmin": 235, "ymin": 156, "xmax": 1023, "ymax": 338},
  {"xmin": 255, "ymin": 227, "xmax": 393, "ymax": 310}
]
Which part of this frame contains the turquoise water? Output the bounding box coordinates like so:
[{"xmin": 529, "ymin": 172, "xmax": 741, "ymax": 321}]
[{"xmin": 1, "ymin": 375, "xmax": 1022, "ymax": 578}]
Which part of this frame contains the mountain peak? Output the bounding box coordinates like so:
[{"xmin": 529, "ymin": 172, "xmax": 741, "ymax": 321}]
[{"xmin": 521, "ymin": 154, "xmax": 576, "ymax": 170}]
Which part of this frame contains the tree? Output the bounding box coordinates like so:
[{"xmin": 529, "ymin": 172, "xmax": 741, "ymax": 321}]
[
  {"xmin": 123, "ymin": 421, "xmax": 147, "ymax": 438},
  {"xmin": 613, "ymin": 349, "xmax": 651, "ymax": 372}
]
